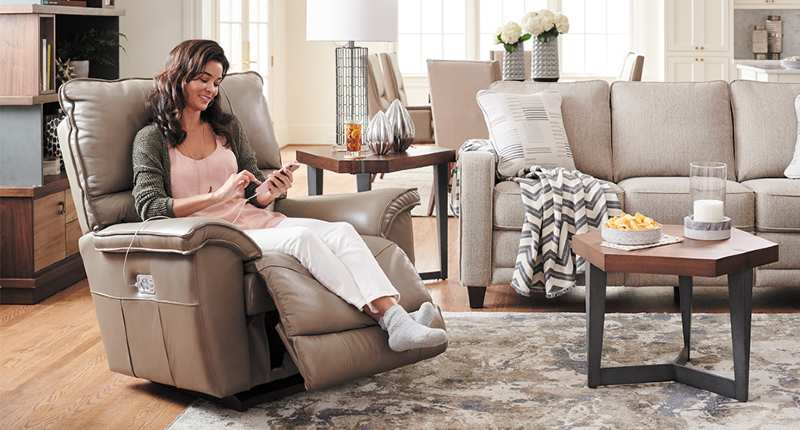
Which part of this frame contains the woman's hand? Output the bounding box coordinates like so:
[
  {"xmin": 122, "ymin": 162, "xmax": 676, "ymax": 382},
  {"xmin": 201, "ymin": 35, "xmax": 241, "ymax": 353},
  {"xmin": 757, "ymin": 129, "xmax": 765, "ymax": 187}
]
[
  {"xmin": 213, "ymin": 170, "xmax": 258, "ymax": 203},
  {"xmin": 266, "ymin": 167, "xmax": 294, "ymax": 197}
]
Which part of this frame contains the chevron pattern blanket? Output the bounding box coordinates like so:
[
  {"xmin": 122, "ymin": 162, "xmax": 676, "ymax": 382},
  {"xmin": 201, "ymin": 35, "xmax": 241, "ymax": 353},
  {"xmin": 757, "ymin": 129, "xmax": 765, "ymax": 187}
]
[
  {"xmin": 453, "ymin": 140, "xmax": 622, "ymax": 298},
  {"xmin": 511, "ymin": 167, "xmax": 622, "ymax": 298}
]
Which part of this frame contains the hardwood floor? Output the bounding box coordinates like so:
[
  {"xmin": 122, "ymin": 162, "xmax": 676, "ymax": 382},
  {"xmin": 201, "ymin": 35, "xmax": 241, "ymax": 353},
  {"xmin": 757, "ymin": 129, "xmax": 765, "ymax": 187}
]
[{"xmin": 1, "ymin": 144, "xmax": 799, "ymax": 429}]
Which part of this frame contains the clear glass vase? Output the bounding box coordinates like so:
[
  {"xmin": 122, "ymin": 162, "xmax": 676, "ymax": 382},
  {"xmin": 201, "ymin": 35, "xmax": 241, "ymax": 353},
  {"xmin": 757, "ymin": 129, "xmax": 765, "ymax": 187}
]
[{"xmin": 690, "ymin": 162, "xmax": 727, "ymax": 223}]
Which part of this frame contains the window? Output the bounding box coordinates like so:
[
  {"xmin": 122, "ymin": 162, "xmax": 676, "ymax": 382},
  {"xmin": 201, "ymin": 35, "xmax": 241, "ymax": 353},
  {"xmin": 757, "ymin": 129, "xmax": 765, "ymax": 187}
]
[
  {"xmin": 398, "ymin": 0, "xmax": 632, "ymax": 78},
  {"xmin": 398, "ymin": 0, "xmax": 467, "ymax": 75},
  {"xmin": 558, "ymin": 0, "xmax": 631, "ymax": 77},
  {"xmin": 215, "ymin": 0, "xmax": 271, "ymax": 97}
]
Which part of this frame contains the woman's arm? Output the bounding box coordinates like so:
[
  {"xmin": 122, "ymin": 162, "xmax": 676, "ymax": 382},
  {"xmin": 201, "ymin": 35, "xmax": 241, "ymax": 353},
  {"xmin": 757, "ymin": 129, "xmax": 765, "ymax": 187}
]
[
  {"xmin": 231, "ymin": 118, "xmax": 270, "ymax": 207},
  {"xmin": 132, "ymin": 128, "xmax": 177, "ymax": 220}
]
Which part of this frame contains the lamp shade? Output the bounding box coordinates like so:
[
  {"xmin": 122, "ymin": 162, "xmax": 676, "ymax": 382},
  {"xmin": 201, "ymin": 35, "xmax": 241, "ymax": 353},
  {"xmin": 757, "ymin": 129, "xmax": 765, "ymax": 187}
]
[{"xmin": 306, "ymin": 0, "xmax": 398, "ymax": 42}]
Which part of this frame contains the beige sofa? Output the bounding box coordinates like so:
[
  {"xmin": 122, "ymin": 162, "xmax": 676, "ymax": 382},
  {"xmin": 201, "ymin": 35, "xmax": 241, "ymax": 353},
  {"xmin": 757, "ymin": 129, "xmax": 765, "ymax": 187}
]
[
  {"xmin": 460, "ymin": 80, "xmax": 800, "ymax": 308},
  {"xmin": 57, "ymin": 72, "xmax": 446, "ymax": 408}
]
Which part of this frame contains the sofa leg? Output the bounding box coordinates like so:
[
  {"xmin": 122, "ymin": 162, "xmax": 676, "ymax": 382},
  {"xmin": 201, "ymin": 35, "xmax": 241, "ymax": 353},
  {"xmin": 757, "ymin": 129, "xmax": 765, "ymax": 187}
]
[
  {"xmin": 673, "ymin": 286, "xmax": 680, "ymax": 305},
  {"xmin": 468, "ymin": 286, "xmax": 487, "ymax": 309}
]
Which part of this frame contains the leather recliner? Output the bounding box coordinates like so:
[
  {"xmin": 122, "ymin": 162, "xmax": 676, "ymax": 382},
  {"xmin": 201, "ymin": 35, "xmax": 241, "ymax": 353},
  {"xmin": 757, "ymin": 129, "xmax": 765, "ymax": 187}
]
[{"xmin": 56, "ymin": 71, "xmax": 447, "ymax": 409}]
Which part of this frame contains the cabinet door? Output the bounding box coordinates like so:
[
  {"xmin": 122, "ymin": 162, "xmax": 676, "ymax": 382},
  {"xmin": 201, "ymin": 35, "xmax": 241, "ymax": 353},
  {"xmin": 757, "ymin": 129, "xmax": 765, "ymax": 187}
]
[
  {"xmin": 33, "ymin": 192, "xmax": 66, "ymax": 271},
  {"xmin": 666, "ymin": 0, "xmax": 701, "ymax": 52},
  {"xmin": 700, "ymin": 56, "xmax": 730, "ymax": 81},
  {"xmin": 666, "ymin": 56, "xmax": 704, "ymax": 81},
  {"xmin": 701, "ymin": 0, "xmax": 730, "ymax": 53}
]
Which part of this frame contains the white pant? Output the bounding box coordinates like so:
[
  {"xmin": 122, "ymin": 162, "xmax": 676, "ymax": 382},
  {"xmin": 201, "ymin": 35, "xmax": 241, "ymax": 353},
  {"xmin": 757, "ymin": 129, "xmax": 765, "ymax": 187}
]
[{"xmin": 245, "ymin": 218, "xmax": 400, "ymax": 312}]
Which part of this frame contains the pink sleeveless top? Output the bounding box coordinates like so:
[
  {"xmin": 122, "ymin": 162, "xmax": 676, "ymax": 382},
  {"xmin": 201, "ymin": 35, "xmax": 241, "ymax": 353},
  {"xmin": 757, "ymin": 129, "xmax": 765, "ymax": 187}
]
[{"xmin": 169, "ymin": 135, "xmax": 285, "ymax": 229}]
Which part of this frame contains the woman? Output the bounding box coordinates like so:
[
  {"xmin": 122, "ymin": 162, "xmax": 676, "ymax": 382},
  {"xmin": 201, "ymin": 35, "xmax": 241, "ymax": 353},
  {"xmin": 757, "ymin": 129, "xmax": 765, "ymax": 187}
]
[{"xmin": 132, "ymin": 40, "xmax": 446, "ymax": 353}]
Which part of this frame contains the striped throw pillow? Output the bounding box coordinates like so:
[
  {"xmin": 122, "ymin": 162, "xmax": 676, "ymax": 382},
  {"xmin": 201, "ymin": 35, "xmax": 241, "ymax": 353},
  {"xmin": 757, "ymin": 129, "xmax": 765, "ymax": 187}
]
[{"xmin": 476, "ymin": 90, "xmax": 575, "ymax": 178}]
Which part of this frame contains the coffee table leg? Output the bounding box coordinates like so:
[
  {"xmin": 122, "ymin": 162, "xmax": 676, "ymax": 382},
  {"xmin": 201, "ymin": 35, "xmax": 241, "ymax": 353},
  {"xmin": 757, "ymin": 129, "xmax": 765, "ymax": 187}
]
[
  {"xmin": 434, "ymin": 162, "xmax": 448, "ymax": 279},
  {"xmin": 356, "ymin": 174, "xmax": 372, "ymax": 192},
  {"xmin": 677, "ymin": 276, "xmax": 693, "ymax": 365},
  {"xmin": 586, "ymin": 264, "xmax": 607, "ymax": 388},
  {"xmin": 307, "ymin": 166, "xmax": 323, "ymax": 196},
  {"xmin": 729, "ymin": 268, "xmax": 753, "ymax": 402}
]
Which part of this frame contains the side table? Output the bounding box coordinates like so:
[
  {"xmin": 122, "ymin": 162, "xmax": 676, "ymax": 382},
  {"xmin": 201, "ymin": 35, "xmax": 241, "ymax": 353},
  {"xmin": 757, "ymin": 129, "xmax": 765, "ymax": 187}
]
[
  {"xmin": 571, "ymin": 225, "xmax": 778, "ymax": 401},
  {"xmin": 295, "ymin": 146, "xmax": 456, "ymax": 281}
]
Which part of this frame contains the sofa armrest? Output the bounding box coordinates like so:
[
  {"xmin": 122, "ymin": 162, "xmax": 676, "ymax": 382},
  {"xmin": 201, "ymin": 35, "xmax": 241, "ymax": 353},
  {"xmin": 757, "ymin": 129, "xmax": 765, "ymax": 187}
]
[
  {"xmin": 275, "ymin": 188, "xmax": 420, "ymax": 261},
  {"xmin": 91, "ymin": 217, "xmax": 262, "ymax": 260},
  {"xmin": 459, "ymin": 151, "xmax": 496, "ymax": 287},
  {"xmin": 407, "ymin": 106, "xmax": 434, "ymax": 143}
]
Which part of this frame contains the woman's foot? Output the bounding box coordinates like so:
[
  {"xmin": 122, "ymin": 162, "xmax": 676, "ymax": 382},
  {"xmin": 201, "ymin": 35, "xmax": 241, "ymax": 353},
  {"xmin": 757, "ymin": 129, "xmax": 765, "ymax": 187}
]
[
  {"xmin": 379, "ymin": 304, "xmax": 447, "ymax": 352},
  {"xmin": 410, "ymin": 302, "xmax": 437, "ymax": 327}
]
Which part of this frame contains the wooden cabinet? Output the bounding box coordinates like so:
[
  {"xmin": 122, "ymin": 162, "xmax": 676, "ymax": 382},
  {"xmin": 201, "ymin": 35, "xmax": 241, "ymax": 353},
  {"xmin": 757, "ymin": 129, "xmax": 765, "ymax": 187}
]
[
  {"xmin": 665, "ymin": 0, "xmax": 732, "ymax": 82},
  {"xmin": 0, "ymin": 177, "xmax": 85, "ymax": 304},
  {"xmin": 666, "ymin": 0, "xmax": 730, "ymax": 54},
  {"xmin": 666, "ymin": 56, "xmax": 730, "ymax": 82},
  {"xmin": 735, "ymin": 0, "xmax": 800, "ymax": 9}
]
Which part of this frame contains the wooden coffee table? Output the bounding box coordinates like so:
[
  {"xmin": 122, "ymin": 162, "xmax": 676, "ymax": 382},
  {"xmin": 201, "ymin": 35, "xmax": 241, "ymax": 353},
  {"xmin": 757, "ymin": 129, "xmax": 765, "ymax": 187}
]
[
  {"xmin": 571, "ymin": 225, "xmax": 778, "ymax": 401},
  {"xmin": 295, "ymin": 146, "xmax": 456, "ymax": 281}
]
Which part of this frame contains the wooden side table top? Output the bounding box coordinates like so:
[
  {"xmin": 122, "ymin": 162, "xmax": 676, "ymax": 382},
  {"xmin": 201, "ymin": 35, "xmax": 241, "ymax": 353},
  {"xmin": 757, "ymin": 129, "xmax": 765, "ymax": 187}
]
[
  {"xmin": 295, "ymin": 145, "xmax": 456, "ymax": 174},
  {"xmin": 571, "ymin": 225, "xmax": 779, "ymax": 278}
]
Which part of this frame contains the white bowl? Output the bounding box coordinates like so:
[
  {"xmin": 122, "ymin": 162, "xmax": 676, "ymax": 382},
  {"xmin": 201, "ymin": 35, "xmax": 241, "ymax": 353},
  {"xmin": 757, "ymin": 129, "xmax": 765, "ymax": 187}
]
[
  {"xmin": 781, "ymin": 59, "xmax": 800, "ymax": 70},
  {"xmin": 601, "ymin": 225, "xmax": 663, "ymax": 246}
]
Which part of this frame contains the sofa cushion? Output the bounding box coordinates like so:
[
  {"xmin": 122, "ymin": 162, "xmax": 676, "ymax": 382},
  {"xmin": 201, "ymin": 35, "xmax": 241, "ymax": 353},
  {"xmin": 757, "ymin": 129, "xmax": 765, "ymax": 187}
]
[
  {"xmin": 730, "ymin": 80, "xmax": 800, "ymax": 181},
  {"xmin": 477, "ymin": 89, "xmax": 575, "ymax": 177},
  {"xmin": 490, "ymin": 80, "xmax": 613, "ymax": 181},
  {"xmin": 741, "ymin": 179, "xmax": 800, "ymax": 232},
  {"xmin": 493, "ymin": 179, "xmax": 624, "ymax": 230},
  {"xmin": 755, "ymin": 233, "xmax": 800, "ymax": 269},
  {"xmin": 611, "ymin": 81, "xmax": 735, "ymax": 181},
  {"xmin": 617, "ymin": 177, "xmax": 754, "ymax": 230}
]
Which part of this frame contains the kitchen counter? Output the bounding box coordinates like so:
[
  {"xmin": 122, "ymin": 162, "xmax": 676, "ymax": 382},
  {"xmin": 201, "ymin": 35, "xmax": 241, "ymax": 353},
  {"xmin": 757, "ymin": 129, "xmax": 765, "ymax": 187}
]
[{"xmin": 736, "ymin": 60, "xmax": 800, "ymax": 82}]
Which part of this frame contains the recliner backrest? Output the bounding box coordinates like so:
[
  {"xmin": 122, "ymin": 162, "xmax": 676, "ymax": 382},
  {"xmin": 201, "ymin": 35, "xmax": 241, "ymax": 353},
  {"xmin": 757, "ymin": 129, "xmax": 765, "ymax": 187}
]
[{"xmin": 58, "ymin": 71, "xmax": 281, "ymax": 233}]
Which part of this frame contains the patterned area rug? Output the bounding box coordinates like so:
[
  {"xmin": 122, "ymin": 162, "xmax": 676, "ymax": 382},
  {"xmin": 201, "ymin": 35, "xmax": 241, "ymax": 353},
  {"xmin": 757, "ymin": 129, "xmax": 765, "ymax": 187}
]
[{"xmin": 169, "ymin": 312, "xmax": 800, "ymax": 429}]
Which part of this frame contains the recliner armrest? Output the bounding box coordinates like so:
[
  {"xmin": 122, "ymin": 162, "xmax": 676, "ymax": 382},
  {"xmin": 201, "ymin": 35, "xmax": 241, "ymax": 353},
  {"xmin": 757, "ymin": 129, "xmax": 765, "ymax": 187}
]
[
  {"xmin": 275, "ymin": 188, "xmax": 419, "ymax": 238},
  {"xmin": 91, "ymin": 217, "xmax": 262, "ymax": 260}
]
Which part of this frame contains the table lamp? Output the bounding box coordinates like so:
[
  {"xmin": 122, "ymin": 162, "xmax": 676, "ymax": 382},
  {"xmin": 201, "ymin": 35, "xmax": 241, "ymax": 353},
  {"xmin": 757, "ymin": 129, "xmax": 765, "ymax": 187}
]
[{"xmin": 306, "ymin": 0, "xmax": 398, "ymax": 149}]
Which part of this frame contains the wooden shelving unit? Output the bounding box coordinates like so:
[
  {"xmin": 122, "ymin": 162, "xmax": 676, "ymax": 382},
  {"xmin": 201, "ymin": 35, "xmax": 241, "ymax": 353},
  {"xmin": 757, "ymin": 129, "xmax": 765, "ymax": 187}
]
[{"xmin": 0, "ymin": 4, "xmax": 125, "ymax": 304}]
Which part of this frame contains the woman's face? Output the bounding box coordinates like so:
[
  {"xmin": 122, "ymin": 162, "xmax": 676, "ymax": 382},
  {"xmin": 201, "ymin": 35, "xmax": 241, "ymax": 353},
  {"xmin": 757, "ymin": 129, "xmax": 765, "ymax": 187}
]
[{"xmin": 183, "ymin": 60, "xmax": 224, "ymax": 112}]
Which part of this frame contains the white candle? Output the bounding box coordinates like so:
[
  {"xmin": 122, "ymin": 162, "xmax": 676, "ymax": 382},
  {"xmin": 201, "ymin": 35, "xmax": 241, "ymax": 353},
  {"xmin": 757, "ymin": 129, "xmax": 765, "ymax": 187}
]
[{"xmin": 693, "ymin": 199, "xmax": 725, "ymax": 223}]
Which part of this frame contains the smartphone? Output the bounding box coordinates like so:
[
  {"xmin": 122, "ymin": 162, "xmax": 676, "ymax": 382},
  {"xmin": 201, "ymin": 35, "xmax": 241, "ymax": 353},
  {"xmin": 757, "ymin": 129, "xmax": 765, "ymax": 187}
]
[{"xmin": 279, "ymin": 162, "xmax": 300, "ymax": 174}]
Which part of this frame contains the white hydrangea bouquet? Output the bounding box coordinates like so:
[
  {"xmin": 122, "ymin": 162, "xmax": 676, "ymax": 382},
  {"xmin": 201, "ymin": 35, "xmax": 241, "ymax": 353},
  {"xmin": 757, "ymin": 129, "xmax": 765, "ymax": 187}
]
[
  {"xmin": 495, "ymin": 21, "xmax": 531, "ymax": 53},
  {"xmin": 521, "ymin": 9, "xmax": 570, "ymax": 41}
]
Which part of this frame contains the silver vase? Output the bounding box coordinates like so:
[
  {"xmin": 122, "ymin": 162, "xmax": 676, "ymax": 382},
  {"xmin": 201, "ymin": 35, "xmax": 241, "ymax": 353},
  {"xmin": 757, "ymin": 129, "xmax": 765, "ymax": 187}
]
[
  {"xmin": 502, "ymin": 42, "xmax": 525, "ymax": 81},
  {"xmin": 532, "ymin": 37, "xmax": 559, "ymax": 82},
  {"xmin": 386, "ymin": 99, "xmax": 415, "ymax": 152},
  {"xmin": 365, "ymin": 111, "xmax": 393, "ymax": 155}
]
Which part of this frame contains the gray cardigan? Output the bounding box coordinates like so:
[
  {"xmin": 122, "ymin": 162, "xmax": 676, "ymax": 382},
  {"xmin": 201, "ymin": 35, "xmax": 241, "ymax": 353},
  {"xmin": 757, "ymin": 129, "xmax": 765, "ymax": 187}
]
[{"xmin": 131, "ymin": 118, "xmax": 267, "ymax": 220}]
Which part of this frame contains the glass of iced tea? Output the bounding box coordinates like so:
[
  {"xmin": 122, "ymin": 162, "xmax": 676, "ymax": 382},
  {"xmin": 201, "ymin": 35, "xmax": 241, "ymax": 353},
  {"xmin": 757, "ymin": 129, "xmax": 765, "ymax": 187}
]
[{"xmin": 344, "ymin": 122, "xmax": 362, "ymax": 157}]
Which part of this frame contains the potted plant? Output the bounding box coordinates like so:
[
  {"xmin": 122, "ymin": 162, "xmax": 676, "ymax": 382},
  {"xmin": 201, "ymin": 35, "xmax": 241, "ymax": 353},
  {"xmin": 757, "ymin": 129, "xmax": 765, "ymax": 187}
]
[
  {"xmin": 495, "ymin": 21, "xmax": 530, "ymax": 81},
  {"xmin": 57, "ymin": 28, "xmax": 126, "ymax": 81},
  {"xmin": 522, "ymin": 10, "xmax": 569, "ymax": 82}
]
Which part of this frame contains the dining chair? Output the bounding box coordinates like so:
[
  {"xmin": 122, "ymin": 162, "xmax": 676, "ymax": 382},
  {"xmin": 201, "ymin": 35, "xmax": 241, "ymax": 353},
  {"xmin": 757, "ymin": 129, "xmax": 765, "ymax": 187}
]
[{"xmin": 619, "ymin": 52, "xmax": 645, "ymax": 81}]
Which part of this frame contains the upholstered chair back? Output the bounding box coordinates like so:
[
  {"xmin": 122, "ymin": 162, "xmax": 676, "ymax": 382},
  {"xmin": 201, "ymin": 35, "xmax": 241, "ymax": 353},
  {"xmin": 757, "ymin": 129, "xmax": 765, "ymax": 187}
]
[
  {"xmin": 367, "ymin": 54, "xmax": 393, "ymax": 117},
  {"xmin": 427, "ymin": 59, "xmax": 499, "ymax": 153},
  {"xmin": 58, "ymin": 72, "xmax": 281, "ymax": 233},
  {"xmin": 380, "ymin": 52, "xmax": 408, "ymax": 105}
]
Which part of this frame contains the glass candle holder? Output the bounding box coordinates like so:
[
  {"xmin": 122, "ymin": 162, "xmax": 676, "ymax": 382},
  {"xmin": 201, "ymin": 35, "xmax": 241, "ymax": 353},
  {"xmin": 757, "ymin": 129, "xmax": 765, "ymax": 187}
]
[{"xmin": 690, "ymin": 162, "xmax": 727, "ymax": 223}]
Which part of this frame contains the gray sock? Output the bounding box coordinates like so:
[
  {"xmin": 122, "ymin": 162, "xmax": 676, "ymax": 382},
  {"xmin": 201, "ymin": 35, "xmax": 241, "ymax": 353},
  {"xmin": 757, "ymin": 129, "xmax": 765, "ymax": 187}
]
[
  {"xmin": 378, "ymin": 301, "xmax": 437, "ymax": 330},
  {"xmin": 410, "ymin": 301, "xmax": 437, "ymax": 327},
  {"xmin": 379, "ymin": 304, "xmax": 447, "ymax": 352}
]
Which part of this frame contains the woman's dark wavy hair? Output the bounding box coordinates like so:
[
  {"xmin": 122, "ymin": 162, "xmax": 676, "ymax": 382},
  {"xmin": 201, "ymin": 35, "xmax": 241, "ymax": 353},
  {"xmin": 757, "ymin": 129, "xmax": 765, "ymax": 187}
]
[{"xmin": 148, "ymin": 39, "xmax": 233, "ymax": 147}]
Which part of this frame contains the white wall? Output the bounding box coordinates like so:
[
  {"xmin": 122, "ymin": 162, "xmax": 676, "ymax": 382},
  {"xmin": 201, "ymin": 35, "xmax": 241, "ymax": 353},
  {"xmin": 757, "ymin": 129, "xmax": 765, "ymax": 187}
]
[{"xmin": 117, "ymin": 0, "xmax": 186, "ymax": 78}]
